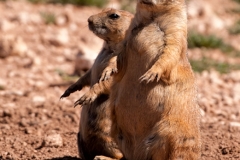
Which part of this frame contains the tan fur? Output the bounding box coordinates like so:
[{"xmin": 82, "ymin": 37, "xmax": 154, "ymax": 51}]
[
  {"xmin": 77, "ymin": 0, "xmax": 201, "ymax": 160},
  {"xmin": 61, "ymin": 8, "xmax": 133, "ymax": 160}
]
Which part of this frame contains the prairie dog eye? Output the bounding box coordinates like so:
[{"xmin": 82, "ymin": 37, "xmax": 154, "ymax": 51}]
[
  {"xmin": 141, "ymin": 0, "xmax": 155, "ymax": 5},
  {"xmin": 109, "ymin": 13, "xmax": 120, "ymax": 19}
]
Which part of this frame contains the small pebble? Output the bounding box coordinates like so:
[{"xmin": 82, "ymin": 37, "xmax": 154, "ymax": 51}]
[{"xmin": 43, "ymin": 133, "xmax": 63, "ymax": 147}]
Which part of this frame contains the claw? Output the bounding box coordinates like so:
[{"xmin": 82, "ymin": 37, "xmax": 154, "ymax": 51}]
[
  {"xmin": 139, "ymin": 68, "xmax": 162, "ymax": 83},
  {"xmin": 74, "ymin": 100, "xmax": 79, "ymax": 107},
  {"xmin": 74, "ymin": 99, "xmax": 82, "ymax": 108},
  {"xmin": 148, "ymin": 73, "xmax": 158, "ymax": 83},
  {"xmin": 112, "ymin": 68, "xmax": 118, "ymax": 74},
  {"xmin": 74, "ymin": 103, "xmax": 79, "ymax": 108},
  {"xmin": 156, "ymin": 74, "xmax": 160, "ymax": 82},
  {"xmin": 100, "ymin": 70, "xmax": 111, "ymax": 81},
  {"xmin": 147, "ymin": 73, "xmax": 154, "ymax": 83},
  {"xmin": 100, "ymin": 71, "xmax": 108, "ymax": 81},
  {"xmin": 74, "ymin": 95, "xmax": 93, "ymax": 107},
  {"xmin": 139, "ymin": 73, "xmax": 150, "ymax": 83},
  {"xmin": 100, "ymin": 68, "xmax": 118, "ymax": 81}
]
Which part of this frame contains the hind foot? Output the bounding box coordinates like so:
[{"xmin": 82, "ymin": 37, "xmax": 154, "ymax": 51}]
[{"xmin": 94, "ymin": 156, "xmax": 117, "ymax": 160}]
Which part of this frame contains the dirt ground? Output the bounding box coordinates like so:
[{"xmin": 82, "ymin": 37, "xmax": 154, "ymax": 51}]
[{"xmin": 0, "ymin": 0, "xmax": 240, "ymax": 160}]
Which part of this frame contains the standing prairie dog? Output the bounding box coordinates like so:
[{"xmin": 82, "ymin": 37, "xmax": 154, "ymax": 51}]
[
  {"xmin": 61, "ymin": 8, "xmax": 133, "ymax": 160},
  {"xmin": 76, "ymin": 0, "xmax": 201, "ymax": 160}
]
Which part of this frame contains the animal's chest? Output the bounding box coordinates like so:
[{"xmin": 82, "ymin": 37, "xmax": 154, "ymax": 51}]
[
  {"xmin": 122, "ymin": 24, "xmax": 165, "ymax": 76},
  {"xmin": 127, "ymin": 23, "xmax": 165, "ymax": 57}
]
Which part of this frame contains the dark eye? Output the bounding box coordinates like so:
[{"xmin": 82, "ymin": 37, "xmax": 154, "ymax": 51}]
[
  {"xmin": 109, "ymin": 13, "xmax": 120, "ymax": 19},
  {"xmin": 141, "ymin": 0, "xmax": 154, "ymax": 5}
]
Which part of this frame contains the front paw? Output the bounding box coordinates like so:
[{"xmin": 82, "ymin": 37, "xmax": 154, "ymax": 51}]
[
  {"xmin": 60, "ymin": 89, "xmax": 72, "ymax": 99},
  {"xmin": 60, "ymin": 84, "xmax": 82, "ymax": 99},
  {"xmin": 139, "ymin": 67, "xmax": 163, "ymax": 83},
  {"xmin": 74, "ymin": 92, "xmax": 97, "ymax": 107},
  {"xmin": 100, "ymin": 67, "xmax": 118, "ymax": 81}
]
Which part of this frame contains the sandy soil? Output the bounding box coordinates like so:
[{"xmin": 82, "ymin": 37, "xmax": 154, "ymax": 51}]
[{"xmin": 0, "ymin": 0, "xmax": 240, "ymax": 160}]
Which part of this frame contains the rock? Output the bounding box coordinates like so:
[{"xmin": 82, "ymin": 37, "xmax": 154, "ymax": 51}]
[
  {"xmin": 2, "ymin": 103, "xmax": 15, "ymax": 108},
  {"xmin": 43, "ymin": 133, "xmax": 63, "ymax": 147},
  {"xmin": 69, "ymin": 23, "xmax": 78, "ymax": 32},
  {"xmin": 200, "ymin": 108, "xmax": 205, "ymax": 117},
  {"xmin": 0, "ymin": 78, "xmax": 6, "ymax": 90},
  {"xmin": 223, "ymin": 96, "xmax": 234, "ymax": 106},
  {"xmin": 24, "ymin": 128, "xmax": 33, "ymax": 134},
  {"xmin": 0, "ymin": 124, "xmax": 11, "ymax": 130},
  {"xmin": 0, "ymin": 38, "xmax": 12, "ymax": 58},
  {"xmin": 33, "ymin": 56, "xmax": 42, "ymax": 66},
  {"xmin": 232, "ymin": 83, "xmax": 240, "ymax": 95},
  {"xmin": 11, "ymin": 90, "xmax": 25, "ymax": 96},
  {"xmin": 30, "ymin": 14, "xmax": 42, "ymax": 25},
  {"xmin": 32, "ymin": 96, "xmax": 46, "ymax": 107},
  {"xmin": 11, "ymin": 37, "xmax": 28, "ymax": 57},
  {"xmin": 48, "ymin": 28, "xmax": 69, "ymax": 46},
  {"xmin": 187, "ymin": 0, "xmax": 203, "ymax": 18},
  {"xmin": 18, "ymin": 12, "xmax": 30, "ymax": 24},
  {"xmin": 2, "ymin": 152, "xmax": 16, "ymax": 160},
  {"xmin": 56, "ymin": 28, "xmax": 69, "ymax": 45},
  {"xmin": 228, "ymin": 71, "xmax": 240, "ymax": 82},
  {"xmin": 0, "ymin": 20, "xmax": 16, "ymax": 32},
  {"xmin": 221, "ymin": 148, "xmax": 228, "ymax": 155},
  {"xmin": 209, "ymin": 70, "xmax": 222, "ymax": 85},
  {"xmin": 230, "ymin": 114, "xmax": 237, "ymax": 121},
  {"xmin": 74, "ymin": 44, "xmax": 99, "ymax": 75},
  {"xmin": 56, "ymin": 14, "xmax": 68, "ymax": 26},
  {"xmin": 25, "ymin": 25, "xmax": 35, "ymax": 33},
  {"xmin": 188, "ymin": 0, "xmax": 225, "ymax": 33},
  {"xmin": 16, "ymin": 11, "xmax": 43, "ymax": 25},
  {"xmin": 63, "ymin": 48, "xmax": 75, "ymax": 61},
  {"xmin": 55, "ymin": 56, "xmax": 65, "ymax": 63},
  {"xmin": 229, "ymin": 122, "xmax": 240, "ymax": 128},
  {"xmin": 106, "ymin": 1, "xmax": 121, "ymax": 9},
  {"xmin": 74, "ymin": 50, "xmax": 94, "ymax": 75}
]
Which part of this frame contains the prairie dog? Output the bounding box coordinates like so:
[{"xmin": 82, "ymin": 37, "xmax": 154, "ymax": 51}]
[
  {"xmin": 61, "ymin": 8, "xmax": 133, "ymax": 160},
  {"xmin": 77, "ymin": 0, "xmax": 201, "ymax": 160}
]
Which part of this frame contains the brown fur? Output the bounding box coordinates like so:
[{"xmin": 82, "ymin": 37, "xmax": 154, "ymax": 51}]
[
  {"xmin": 77, "ymin": 0, "xmax": 201, "ymax": 160},
  {"xmin": 61, "ymin": 8, "xmax": 133, "ymax": 160}
]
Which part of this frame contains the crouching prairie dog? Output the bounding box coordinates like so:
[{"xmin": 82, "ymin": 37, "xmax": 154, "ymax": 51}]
[
  {"xmin": 60, "ymin": 8, "xmax": 133, "ymax": 160},
  {"xmin": 76, "ymin": 0, "xmax": 201, "ymax": 160}
]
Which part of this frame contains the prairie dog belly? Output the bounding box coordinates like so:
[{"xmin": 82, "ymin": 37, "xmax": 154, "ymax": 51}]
[{"xmin": 114, "ymin": 55, "xmax": 166, "ymax": 136}]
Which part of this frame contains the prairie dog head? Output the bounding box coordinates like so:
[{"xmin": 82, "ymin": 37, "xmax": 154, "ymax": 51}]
[
  {"xmin": 135, "ymin": 0, "xmax": 186, "ymax": 25},
  {"xmin": 88, "ymin": 8, "xmax": 133, "ymax": 44}
]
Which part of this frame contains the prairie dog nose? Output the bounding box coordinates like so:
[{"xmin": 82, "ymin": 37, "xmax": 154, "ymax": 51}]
[{"xmin": 88, "ymin": 16, "xmax": 94, "ymax": 25}]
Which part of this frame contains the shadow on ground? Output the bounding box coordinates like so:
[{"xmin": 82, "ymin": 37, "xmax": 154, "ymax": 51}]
[{"xmin": 48, "ymin": 156, "xmax": 82, "ymax": 160}]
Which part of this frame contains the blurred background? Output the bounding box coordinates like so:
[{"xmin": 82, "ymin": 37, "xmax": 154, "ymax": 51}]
[{"xmin": 0, "ymin": 0, "xmax": 240, "ymax": 159}]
